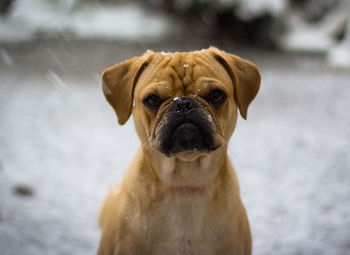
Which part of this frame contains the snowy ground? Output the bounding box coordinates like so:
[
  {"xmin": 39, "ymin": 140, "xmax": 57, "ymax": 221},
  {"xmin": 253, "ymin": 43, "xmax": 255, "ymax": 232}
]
[{"xmin": 0, "ymin": 39, "xmax": 350, "ymax": 255}]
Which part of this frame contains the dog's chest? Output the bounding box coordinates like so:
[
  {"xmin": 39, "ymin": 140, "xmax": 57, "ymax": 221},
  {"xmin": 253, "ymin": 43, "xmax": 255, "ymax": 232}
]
[
  {"xmin": 146, "ymin": 196, "xmax": 215, "ymax": 255},
  {"xmin": 152, "ymin": 238, "xmax": 212, "ymax": 255}
]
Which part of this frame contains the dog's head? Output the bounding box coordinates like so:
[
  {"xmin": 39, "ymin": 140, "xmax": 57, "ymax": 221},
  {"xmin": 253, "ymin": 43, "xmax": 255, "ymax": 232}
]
[{"xmin": 102, "ymin": 47, "xmax": 260, "ymax": 160}]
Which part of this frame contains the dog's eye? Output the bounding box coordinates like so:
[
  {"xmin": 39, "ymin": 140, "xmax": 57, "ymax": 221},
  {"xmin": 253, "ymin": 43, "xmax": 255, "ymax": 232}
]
[
  {"xmin": 143, "ymin": 94, "xmax": 162, "ymax": 109},
  {"xmin": 207, "ymin": 89, "xmax": 226, "ymax": 107}
]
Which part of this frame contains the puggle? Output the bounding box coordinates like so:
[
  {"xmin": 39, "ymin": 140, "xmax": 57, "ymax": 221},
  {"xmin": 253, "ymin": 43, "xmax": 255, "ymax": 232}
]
[{"xmin": 98, "ymin": 47, "xmax": 261, "ymax": 255}]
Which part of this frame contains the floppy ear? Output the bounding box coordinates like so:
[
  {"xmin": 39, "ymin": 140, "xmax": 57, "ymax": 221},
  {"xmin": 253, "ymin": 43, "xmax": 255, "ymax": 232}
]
[
  {"xmin": 209, "ymin": 47, "xmax": 261, "ymax": 119},
  {"xmin": 102, "ymin": 56, "xmax": 149, "ymax": 125}
]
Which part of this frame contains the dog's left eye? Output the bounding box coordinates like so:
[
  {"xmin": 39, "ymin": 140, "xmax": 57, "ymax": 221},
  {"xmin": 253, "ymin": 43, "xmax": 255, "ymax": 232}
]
[
  {"xmin": 207, "ymin": 89, "xmax": 226, "ymax": 107},
  {"xmin": 143, "ymin": 94, "xmax": 162, "ymax": 109}
]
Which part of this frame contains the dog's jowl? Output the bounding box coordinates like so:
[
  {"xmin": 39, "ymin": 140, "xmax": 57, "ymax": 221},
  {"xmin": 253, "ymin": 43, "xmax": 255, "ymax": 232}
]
[{"xmin": 98, "ymin": 47, "xmax": 261, "ymax": 255}]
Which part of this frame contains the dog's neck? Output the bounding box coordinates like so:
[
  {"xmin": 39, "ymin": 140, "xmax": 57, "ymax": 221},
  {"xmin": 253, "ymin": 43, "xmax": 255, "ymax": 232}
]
[
  {"xmin": 122, "ymin": 147, "xmax": 241, "ymax": 213},
  {"xmin": 145, "ymin": 148, "xmax": 228, "ymax": 193}
]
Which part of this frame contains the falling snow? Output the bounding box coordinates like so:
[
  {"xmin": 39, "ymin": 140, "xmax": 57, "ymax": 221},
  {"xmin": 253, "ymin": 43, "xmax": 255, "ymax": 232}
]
[{"xmin": 0, "ymin": 49, "xmax": 13, "ymax": 66}]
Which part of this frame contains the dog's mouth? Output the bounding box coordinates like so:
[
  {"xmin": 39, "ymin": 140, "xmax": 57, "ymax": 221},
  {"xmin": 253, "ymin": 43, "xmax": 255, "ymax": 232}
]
[
  {"xmin": 155, "ymin": 104, "xmax": 220, "ymax": 157},
  {"xmin": 170, "ymin": 122, "xmax": 205, "ymax": 152}
]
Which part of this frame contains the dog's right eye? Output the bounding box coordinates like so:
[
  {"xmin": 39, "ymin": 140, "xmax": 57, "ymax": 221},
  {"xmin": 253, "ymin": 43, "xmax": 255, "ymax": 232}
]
[{"xmin": 143, "ymin": 94, "xmax": 162, "ymax": 109}]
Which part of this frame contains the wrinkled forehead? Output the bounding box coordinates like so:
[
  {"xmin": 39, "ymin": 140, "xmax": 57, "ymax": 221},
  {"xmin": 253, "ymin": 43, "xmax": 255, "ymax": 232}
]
[{"xmin": 136, "ymin": 51, "xmax": 232, "ymax": 91}]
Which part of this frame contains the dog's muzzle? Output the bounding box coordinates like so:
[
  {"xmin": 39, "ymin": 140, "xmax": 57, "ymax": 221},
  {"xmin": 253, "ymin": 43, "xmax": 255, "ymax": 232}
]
[{"xmin": 156, "ymin": 97, "xmax": 219, "ymax": 156}]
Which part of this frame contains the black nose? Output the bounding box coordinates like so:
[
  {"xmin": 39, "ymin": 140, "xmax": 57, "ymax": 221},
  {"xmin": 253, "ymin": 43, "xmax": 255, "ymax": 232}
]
[{"xmin": 170, "ymin": 97, "xmax": 198, "ymax": 114}]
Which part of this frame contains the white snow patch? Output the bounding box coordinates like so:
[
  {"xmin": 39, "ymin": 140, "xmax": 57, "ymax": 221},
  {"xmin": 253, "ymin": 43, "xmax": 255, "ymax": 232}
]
[
  {"xmin": 208, "ymin": 114, "xmax": 213, "ymax": 123},
  {"xmin": 278, "ymin": 29, "xmax": 336, "ymax": 53},
  {"xmin": 235, "ymin": 0, "xmax": 287, "ymax": 21},
  {"xmin": 327, "ymin": 19, "xmax": 350, "ymax": 69},
  {"xmin": 327, "ymin": 44, "xmax": 350, "ymax": 68}
]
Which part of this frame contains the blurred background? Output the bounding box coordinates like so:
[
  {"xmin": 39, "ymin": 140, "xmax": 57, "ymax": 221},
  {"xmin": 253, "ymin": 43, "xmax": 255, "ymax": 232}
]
[{"xmin": 0, "ymin": 0, "xmax": 349, "ymax": 254}]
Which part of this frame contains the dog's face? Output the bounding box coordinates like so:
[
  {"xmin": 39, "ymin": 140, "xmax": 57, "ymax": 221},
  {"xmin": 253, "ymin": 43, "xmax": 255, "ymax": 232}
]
[{"xmin": 102, "ymin": 47, "xmax": 260, "ymax": 161}]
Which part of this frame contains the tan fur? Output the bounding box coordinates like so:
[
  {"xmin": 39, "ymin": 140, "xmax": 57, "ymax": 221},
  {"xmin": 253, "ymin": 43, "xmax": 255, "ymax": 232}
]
[{"xmin": 98, "ymin": 47, "xmax": 260, "ymax": 255}]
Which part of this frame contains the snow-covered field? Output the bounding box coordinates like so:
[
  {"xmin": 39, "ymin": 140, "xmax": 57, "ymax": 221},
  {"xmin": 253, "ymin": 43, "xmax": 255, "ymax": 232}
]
[{"xmin": 0, "ymin": 39, "xmax": 349, "ymax": 255}]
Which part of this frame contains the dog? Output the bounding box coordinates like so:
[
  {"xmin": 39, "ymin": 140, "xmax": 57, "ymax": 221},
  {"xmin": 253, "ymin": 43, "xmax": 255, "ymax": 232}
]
[{"xmin": 98, "ymin": 47, "xmax": 260, "ymax": 255}]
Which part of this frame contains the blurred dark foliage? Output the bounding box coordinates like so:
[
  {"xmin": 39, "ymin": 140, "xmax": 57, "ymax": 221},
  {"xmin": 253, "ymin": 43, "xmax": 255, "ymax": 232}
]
[
  {"xmin": 0, "ymin": 0, "xmax": 15, "ymax": 15},
  {"xmin": 142, "ymin": 0, "xmax": 341, "ymax": 47}
]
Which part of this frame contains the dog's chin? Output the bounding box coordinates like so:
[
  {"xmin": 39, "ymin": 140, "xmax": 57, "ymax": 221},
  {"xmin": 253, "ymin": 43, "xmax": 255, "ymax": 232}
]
[{"xmin": 173, "ymin": 151, "xmax": 202, "ymax": 162}]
